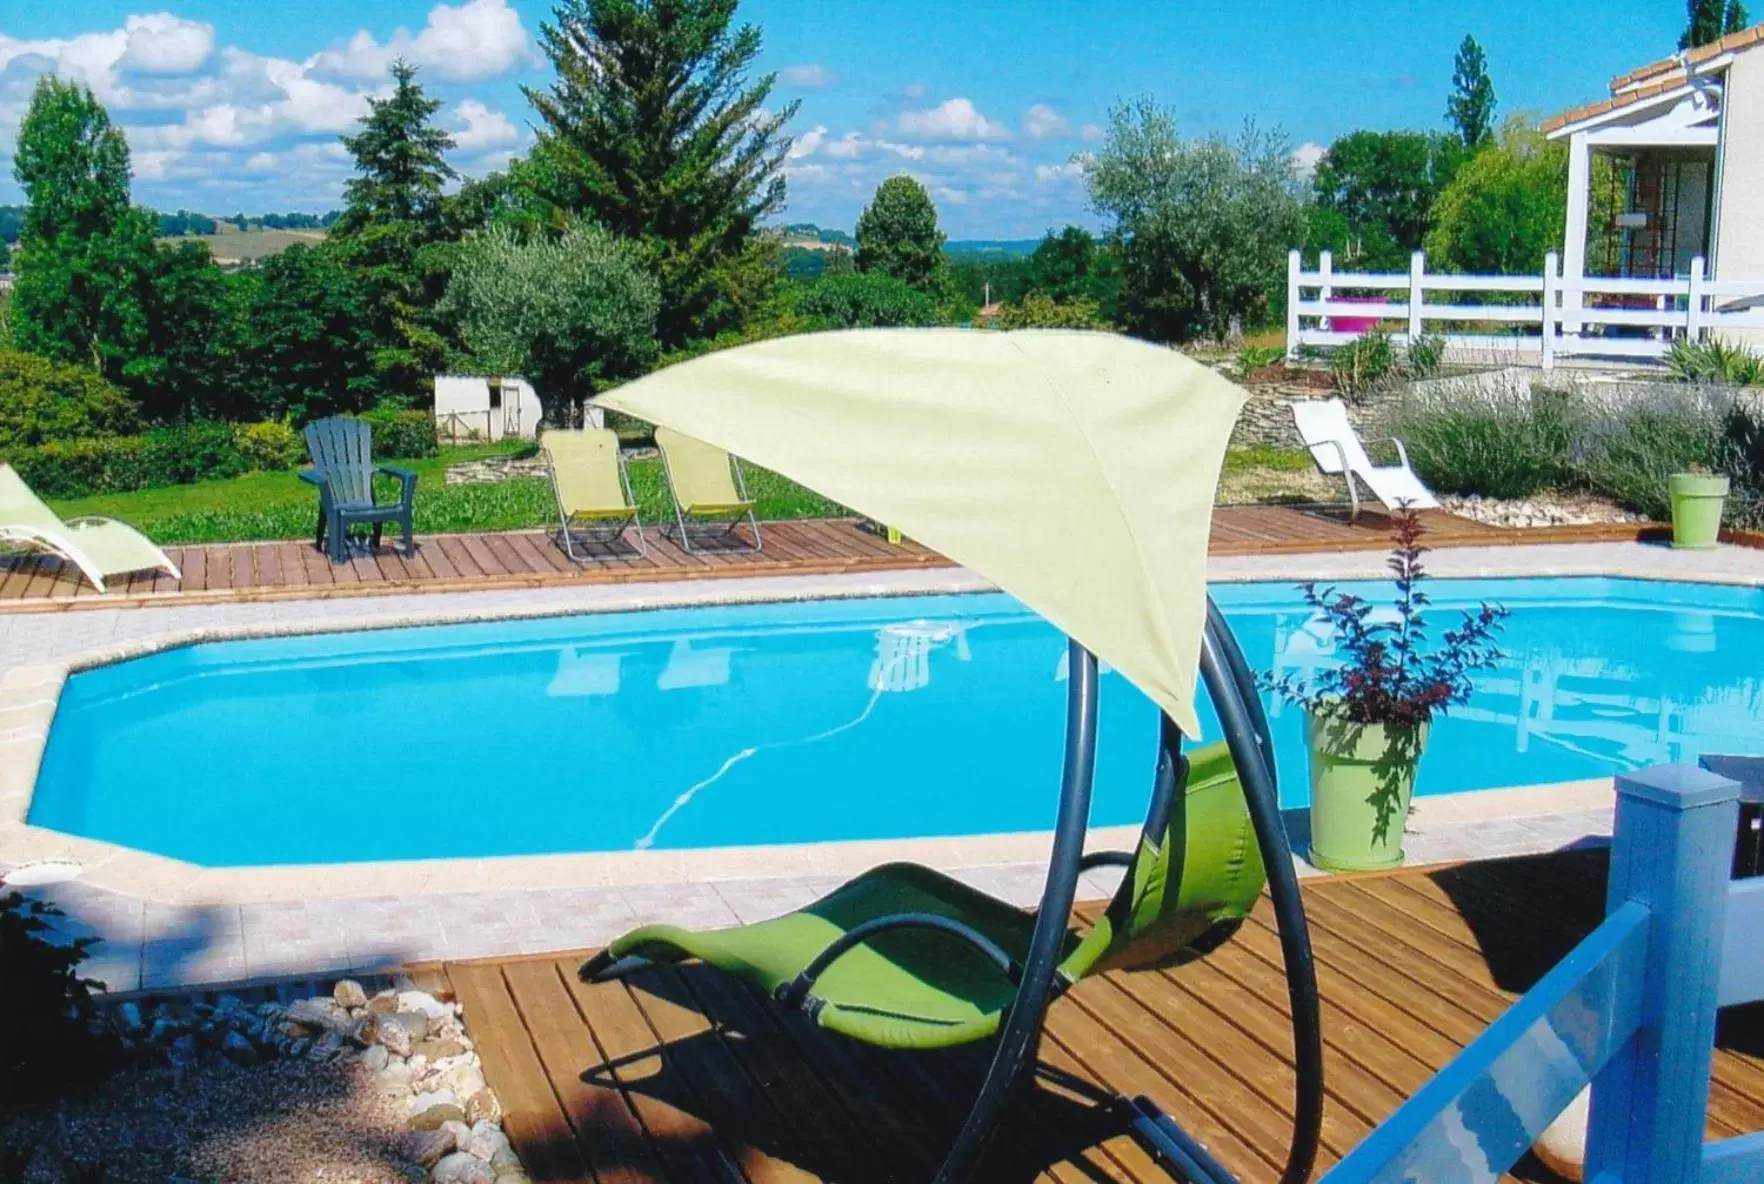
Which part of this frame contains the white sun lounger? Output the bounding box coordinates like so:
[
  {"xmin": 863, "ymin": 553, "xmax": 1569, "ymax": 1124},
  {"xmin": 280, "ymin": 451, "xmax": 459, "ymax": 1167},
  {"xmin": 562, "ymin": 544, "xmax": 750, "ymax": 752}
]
[
  {"xmin": 0, "ymin": 464, "xmax": 181, "ymax": 593},
  {"xmin": 1290, "ymin": 398, "xmax": 1439, "ymax": 518}
]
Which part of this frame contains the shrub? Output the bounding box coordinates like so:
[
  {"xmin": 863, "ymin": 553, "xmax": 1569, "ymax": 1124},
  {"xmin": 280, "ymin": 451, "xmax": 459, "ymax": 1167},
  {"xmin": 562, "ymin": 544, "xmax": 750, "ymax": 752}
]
[
  {"xmin": 233, "ymin": 420, "xmax": 304, "ymax": 471},
  {"xmin": 0, "ymin": 889, "xmax": 117, "ymax": 1102},
  {"xmin": 1405, "ymin": 333, "xmax": 1446, "ymax": 379},
  {"xmin": 988, "ymin": 293, "xmax": 1108, "ymax": 330},
  {"xmin": 794, "ymin": 273, "xmax": 940, "ymax": 329},
  {"xmin": 1667, "ymin": 338, "xmax": 1764, "ymax": 387},
  {"xmin": 1718, "ymin": 397, "xmax": 1764, "ymax": 528},
  {"xmin": 1573, "ymin": 388, "xmax": 1729, "ymax": 518},
  {"xmin": 1236, "ymin": 344, "xmax": 1285, "ymax": 374},
  {"xmin": 9, "ymin": 423, "xmax": 252, "ymax": 498},
  {"xmin": 1396, "ymin": 376, "xmax": 1574, "ymax": 498},
  {"xmin": 1330, "ymin": 330, "xmax": 1398, "ymax": 398},
  {"xmin": 362, "ymin": 408, "xmax": 439, "ymax": 459},
  {"xmin": 0, "ymin": 351, "xmax": 141, "ymax": 450}
]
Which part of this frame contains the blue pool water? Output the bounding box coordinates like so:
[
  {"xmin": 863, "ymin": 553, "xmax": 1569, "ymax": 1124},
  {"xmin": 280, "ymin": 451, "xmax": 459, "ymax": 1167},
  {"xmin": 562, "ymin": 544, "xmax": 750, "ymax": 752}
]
[{"xmin": 29, "ymin": 578, "xmax": 1764, "ymax": 867}]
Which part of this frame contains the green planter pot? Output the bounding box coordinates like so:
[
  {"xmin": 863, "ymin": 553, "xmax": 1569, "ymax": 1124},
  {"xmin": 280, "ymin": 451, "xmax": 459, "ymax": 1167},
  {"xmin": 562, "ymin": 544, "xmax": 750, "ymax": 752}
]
[
  {"xmin": 1305, "ymin": 711, "xmax": 1427, "ymax": 873},
  {"xmin": 1668, "ymin": 472, "xmax": 1729, "ymax": 550}
]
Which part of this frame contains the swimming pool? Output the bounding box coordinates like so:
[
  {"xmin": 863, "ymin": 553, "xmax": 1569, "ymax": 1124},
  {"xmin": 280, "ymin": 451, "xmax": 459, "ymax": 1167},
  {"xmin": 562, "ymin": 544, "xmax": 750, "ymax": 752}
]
[{"xmin": 29, "ymin": 577, "xmax": 1764, "ymax": 867}]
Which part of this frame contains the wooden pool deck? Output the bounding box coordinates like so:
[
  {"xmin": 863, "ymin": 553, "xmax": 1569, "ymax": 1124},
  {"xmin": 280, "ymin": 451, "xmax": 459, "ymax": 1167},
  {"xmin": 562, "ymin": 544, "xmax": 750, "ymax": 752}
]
[
  {"xmin": 437, "ymin": 849, "xmax": 1764, "ymax": 1184},
  {"xmin": 0, "ymin": 507, "xmax": 1662, "ymax": 612}
]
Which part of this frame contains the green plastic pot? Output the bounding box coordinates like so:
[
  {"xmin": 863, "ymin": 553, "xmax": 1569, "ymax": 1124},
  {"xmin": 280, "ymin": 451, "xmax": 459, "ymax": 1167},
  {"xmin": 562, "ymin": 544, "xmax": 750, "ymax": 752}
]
[
  {"xmin": 1668, "ymin": 472, "xmax": 1729, "ymax": 550},
  {"xmin": 1305, "ymin": 710, "xmax": 1427, "ymax": 873}
]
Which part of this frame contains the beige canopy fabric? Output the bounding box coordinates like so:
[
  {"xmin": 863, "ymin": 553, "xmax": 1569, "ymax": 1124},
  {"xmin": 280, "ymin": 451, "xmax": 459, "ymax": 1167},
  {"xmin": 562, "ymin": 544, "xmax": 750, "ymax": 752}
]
[{"xmin": 594, "ymin": 328, "xmax": 1245, "ymax": 735}]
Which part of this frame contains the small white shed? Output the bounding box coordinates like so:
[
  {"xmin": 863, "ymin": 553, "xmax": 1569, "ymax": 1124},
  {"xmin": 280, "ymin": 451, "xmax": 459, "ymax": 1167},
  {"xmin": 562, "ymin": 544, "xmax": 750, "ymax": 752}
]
[{"xmin": 433, "ymin": 374, "xmax": 545, "ymax": 442}]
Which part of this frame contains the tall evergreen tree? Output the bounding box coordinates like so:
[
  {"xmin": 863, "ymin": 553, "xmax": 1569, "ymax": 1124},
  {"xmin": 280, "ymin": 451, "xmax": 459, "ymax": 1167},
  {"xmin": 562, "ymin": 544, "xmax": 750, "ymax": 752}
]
[
  {"xmin": 1682, "ymin": 0, "xmax": 1750, "ymax": 47},
  {"xmin": 1446, "ymin": 35, "xmax": 1498, "ymax": 150},
  {"xmin": 334, "ymin": 61, "xmax": 456, "ymax": 237},
  {"xmin": 854, "ymin": 176, "xmax": 946, "ymax": 292},
  {"xmin": 330, "ymin": 60, "xmax": 458, "ymax": 400},
  {"xmin": 526, "ymin": 0, "xmax": 797, "ymax": 347}
]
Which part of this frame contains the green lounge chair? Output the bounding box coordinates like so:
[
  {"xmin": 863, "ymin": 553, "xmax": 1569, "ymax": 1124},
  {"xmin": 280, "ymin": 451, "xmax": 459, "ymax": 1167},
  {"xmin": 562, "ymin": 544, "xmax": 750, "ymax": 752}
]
[
  {"xmin": 300, "ymin": 416, "xmax": 417, "ymax": 564},
  {"xmin": 582, "ymin": 737, "xmax": 1263, "ymax": 1049},
  {"xmin": 542, "ymin": 428, "xmax": 646, "ymax": 561},
  {"xmin": 653, "ymin": 425, "xmax": 761, "ymax": 552},
  {"xmin": 0, "ymin": 464, "xmax": 181, "ymax": 593}
]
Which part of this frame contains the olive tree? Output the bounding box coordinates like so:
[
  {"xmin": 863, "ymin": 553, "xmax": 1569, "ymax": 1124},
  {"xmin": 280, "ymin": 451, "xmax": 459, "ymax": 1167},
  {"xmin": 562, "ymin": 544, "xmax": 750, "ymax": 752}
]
[
  {"xmin": 441, "ymin": 223, "xmax": 661, "ymax": 414},
  {"xmin": 1084, "ymin": 97, "xmax": 1305, "ymax": 343}
]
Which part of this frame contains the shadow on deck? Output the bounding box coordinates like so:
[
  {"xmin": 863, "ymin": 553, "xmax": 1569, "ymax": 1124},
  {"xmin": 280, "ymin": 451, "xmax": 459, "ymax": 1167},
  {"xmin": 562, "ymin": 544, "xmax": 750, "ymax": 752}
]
[{"xmin": 438, "ymin": 849, "xmax": 1764, "ymax": 1184}]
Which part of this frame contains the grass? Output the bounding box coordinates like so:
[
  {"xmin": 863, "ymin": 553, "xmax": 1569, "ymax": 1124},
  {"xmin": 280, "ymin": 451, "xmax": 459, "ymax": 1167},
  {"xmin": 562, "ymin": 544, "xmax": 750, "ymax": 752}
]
[
  {"xmin": 50, "ymin": 440, "xmax": 844, "ymax": 545},
  {"xmin": 49, "ymin": 440, "xmax": 1314, "ymax": 545}
]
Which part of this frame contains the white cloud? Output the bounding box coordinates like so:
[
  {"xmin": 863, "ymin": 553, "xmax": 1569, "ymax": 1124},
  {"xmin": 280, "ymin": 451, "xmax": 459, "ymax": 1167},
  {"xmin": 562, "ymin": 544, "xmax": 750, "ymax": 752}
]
[
  {"xmin": 1292, "ymin": 141, "xmax": 1325, "ymax": 180},
  {"xmin": 120, "ymin": 13, "xmax": 216, "ymax": 75},
  {"xmin": 788, "ymin": 125, "xmax": 827, "ymax": 159},
  {"xmin": 894, "ymin": 97, "xmax": 1010, "ymax": 142},
  {"xmin": 1035, "ymin": 159, "xmax": 1085, "ymax": 183},
  {"xmin": 778, "ymin": 63, "xmax": 835, "ymax": 88},
  {"xmin": 932, "ymin": 185, "xmax": 969, "ymax": 205},
  {"xmin": 1022, "ymin": 102, "xmax": 1069, "ymax": 141},
  {"xmin": 307, "ymin": 0, "xmax": 538, "ymax": 84},
  {"xmin": 1080, "ymin": 122, "xmax": 1105, "ymax": 142},
  {"xmin": 450, "ymin": 98, "xmax": 518, "ymax": 153}
]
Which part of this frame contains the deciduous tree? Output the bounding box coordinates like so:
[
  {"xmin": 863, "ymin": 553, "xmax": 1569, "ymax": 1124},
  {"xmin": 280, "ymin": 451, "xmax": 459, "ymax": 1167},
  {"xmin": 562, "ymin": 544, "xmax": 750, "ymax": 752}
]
[
  {"xmin": 855, "ymin": 176, "xmax": 946, "ymax": 292},
  {"xmin": 526, "ymin": 0, "xmax": 796, "ymax": 347},
  {"xmin": 1424, "ymin": 118, "xmax": 1566, "ymax": 275},
  {"xmin": 1309, "ymin": 130, "xmax": 1465, "ymax": 269},
  {"xmin": 1085, "ymin": 98, "xmax": 1304, "ymax": 342}
]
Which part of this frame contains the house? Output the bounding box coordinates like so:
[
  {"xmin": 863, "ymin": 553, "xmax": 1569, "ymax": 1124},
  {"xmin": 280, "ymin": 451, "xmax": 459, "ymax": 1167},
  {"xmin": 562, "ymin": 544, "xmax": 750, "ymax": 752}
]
[
  {"xmin": 432, "ymin": 374, "xmax": 545, "ymax": 442},
  {"xmin": 1544, "ymin": 23, "xmax": 1764, "ymax": 332}
]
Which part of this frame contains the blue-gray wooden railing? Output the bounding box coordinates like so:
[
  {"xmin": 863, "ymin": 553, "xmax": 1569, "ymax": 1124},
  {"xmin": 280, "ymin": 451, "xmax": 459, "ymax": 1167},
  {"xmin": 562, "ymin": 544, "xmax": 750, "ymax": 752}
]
[{"xmin": 1319, "ymin": 762, "xmax": 1764, "ymax": 1184}]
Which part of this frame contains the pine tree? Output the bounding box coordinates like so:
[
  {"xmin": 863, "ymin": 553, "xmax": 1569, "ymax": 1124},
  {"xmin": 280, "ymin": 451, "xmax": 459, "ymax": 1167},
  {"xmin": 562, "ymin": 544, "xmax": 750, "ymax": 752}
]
[
  {"xmin": 334, "ymin": 60, "xmax": 456, "ymax": 237},
  {"xmin": 1446, "ymin": 35, "xmax": 1498, "ymax": 150},
  {"xmin": 331, "ymin": 60, "xmax": 458, "ymax": 400},
  {"xmin": 526, "ymin": 0, "xmax": 797, "ymax": 347},
  {"xmin": 855, "ymin": 176, "xmax": 946, "ymax": 292},
  {"xmin": 1682, "ymin": 0, "xmax": 1751, "ymax": 48}
]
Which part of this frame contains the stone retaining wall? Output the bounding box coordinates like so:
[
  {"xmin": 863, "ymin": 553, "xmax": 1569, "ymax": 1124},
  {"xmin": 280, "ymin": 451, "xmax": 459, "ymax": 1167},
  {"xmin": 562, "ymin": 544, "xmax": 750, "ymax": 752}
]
[{"xmin": 1229, "ymin": 379, "xmax": 1402, "ymax": 451}]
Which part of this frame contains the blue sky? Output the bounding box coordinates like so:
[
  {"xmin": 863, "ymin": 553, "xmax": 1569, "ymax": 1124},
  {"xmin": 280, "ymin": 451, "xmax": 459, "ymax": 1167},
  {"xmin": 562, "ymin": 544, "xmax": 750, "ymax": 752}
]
[{"xmin": 0, "ymin": 0, "xmax": 1692, "ymax": 237}]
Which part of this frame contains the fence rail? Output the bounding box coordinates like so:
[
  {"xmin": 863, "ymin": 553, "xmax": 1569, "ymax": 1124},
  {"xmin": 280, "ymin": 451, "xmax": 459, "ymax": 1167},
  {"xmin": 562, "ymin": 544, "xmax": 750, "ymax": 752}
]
[
  {"xmin": 1286, "ymin": 249, "xmax": 1764, "ymax": 369},
  {"xmin": 1319, "ymin": 761, "xmax": 1764, "ymax": 1184}
]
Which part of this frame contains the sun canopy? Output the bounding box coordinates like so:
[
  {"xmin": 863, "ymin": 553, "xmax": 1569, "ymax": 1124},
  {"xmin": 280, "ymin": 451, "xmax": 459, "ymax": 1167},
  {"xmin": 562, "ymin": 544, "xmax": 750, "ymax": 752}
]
[{"xmin": 594, "ymin": 328, "xmax": 1244, "ymax": 735}]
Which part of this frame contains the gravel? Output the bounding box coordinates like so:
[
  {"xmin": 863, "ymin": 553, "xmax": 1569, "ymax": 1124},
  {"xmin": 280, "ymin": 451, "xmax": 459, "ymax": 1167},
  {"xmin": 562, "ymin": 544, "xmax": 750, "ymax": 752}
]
[{"xmin": 0, "ymin": 1057, "xmax": 415, "ymax": 1183}]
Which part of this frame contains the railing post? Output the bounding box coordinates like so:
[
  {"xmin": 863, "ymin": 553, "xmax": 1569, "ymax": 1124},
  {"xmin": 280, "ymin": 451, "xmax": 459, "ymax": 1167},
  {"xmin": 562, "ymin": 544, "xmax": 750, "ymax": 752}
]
[
  {"xmin": 1585, "ymin": 763, "xmax": 1739, "ymax": 1184},
  {"xmin": 1542, "ymin": 252, "xmax": 1559, "ymax": 371},
  {"xmin": 1319, "ymin": 250, "xmax": 1334, "ymax": 333},
  {"xmin": 1287, "ymin": 249, "xmax": 1302, "ymax": 361},
  {"xmin": 1688, "ymin": 256, "xmax": 1707, "ymax": 344},
  {"xmin": 1407, "ymin": 251, "xmax": 1424, "ymax": 345}
]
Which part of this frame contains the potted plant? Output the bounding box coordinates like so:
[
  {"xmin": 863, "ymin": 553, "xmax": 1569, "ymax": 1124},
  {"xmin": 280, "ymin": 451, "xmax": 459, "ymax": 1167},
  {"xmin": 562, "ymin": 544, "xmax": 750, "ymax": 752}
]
[
  {"xmin": 1262, "ymin": 510, "xmax": 1508, "ymax": 872},
  {"xmin": 1668, "ymin": 464, "xmax": 1729, "ymax": 549}
]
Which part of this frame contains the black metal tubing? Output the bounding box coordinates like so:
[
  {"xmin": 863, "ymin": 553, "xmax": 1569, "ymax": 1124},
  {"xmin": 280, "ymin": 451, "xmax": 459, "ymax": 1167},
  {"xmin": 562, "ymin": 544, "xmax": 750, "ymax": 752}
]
[
  {"xmin": 1128, "ymin": 1095, "xmax": 1241, "ymax": 1184},
  {"xmin": 1078, "ymin": 850, "xmax": 1135, "ymax": 871},
  {"xmin": 1197, "ymin": 597, "xmax": 1324, "ymax": 1184},
  {"xmin": 776, "ymin": 914, "xmax": 1022, "ymax": 1012},
  {"xmin": 932, "ymin": 639, "xmax": 1099, "ymax": 1184}
]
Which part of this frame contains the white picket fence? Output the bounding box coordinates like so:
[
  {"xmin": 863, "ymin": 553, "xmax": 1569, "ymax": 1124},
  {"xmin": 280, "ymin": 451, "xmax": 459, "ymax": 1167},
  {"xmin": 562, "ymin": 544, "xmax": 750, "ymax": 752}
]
[{"xmin": 1285, "ymin": 249, "xmax": 1764, "ymax": 369}]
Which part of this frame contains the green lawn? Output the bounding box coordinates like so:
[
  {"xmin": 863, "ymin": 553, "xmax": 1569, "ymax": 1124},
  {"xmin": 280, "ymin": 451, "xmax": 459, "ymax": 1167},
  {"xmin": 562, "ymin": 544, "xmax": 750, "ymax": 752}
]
[
  {"xmin": 49, "ymin": 441, "xmax": 845, "ymax": 546},
  {"xmin": 48, "ymin": 441, "xmax": 1317, "ymax": 546}
]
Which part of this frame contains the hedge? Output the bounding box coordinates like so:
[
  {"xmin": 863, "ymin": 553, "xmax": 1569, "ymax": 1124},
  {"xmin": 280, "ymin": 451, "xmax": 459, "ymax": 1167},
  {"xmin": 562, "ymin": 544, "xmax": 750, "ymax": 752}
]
[
  {"xmin": 0, "ymin": 350, "xmax": 142, "ymax": 449},
  {"xmin": 0, "ymin": 412, "xmax": 439, "ymax": 500}
]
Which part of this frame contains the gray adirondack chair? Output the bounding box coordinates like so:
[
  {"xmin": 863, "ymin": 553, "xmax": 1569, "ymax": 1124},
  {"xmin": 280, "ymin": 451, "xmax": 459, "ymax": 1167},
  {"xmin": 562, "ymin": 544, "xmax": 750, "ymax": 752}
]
[{"xmin": 300, "ymin": 417, "xmax": 418, "ymax": 563}]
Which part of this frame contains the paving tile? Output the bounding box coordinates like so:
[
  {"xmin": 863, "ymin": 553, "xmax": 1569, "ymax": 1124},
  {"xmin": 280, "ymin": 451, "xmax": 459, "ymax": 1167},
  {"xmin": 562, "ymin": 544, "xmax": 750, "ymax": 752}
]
[
  {"xmin": 620, "ymin": 881, "xmax": 740, "ymax": 929},
  {"xmin": 710, "ymin": 878, "xmax": 819, "ymax": 924}
]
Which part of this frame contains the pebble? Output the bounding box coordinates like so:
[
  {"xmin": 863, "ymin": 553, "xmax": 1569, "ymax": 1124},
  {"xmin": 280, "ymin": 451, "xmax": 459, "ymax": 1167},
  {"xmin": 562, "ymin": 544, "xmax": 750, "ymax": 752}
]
[
  {"xmin": 398, "ymin": 1128, "xmax": 457, "ymax": 1168},
  {"xmin": 221, "ymin": 1030, "xmax": 258, "ymax": 1067},
  {"xmin": 468, "ymin": 1122, "xmax": 511, "ymax": 1163},
  {"xmin": 465, "ymin": 1087, "xmax": 502, "ymax": 1125},
  {"xmin": 378, "ymin": 1017, "xmax": 414, "ymax": 1057},
  {"xmin": 494, "ymin": 1171, "xmax": 531, "ymax": 1184},
  {"xmin": 433, "ymin": 1151, "xmax": 496, "ymax": 1184},
  {"xmin": 379, "ymin": 1059, "xmax": 414, "ymax": 1088},
  {"xmin": 369, "ymin": 991, "xmax": 402, "ymax": 1015},
  {"xmin": 361, "ymin": 1044, "xmax": 391, "ymax": 1072},
  {"xmin": 167, "ymin": 1034, "xmax": 198, "ymax": 1068},
  {"xmin": 410, "ymin": 1090, "xmax": 466, "ymax": 1131},
  {"xmin": 284, "ymin": 997, "xmax": 339, "ymax": 1028},
  {"xmin": 398, "ymin": 990, "xmax": 451, "ymax": 1022},
  {"xmin": 413, "ymin": 1038, "xmax": 466, "ymax": 1061},
  {"xmin": 308, "ymin": 1030, "xmax": 346, "ymax": 1062},
  {"xmin": 440, "ymin": 1119, "xmax": 473, "ymax": 1151},
  {"xmin": 334, "ymin": 979, "xmax": 369, "ymax": 1009},
  {"xmin": 489, "ymin": 1145, "xmax": 521, "ymax": 1172}
]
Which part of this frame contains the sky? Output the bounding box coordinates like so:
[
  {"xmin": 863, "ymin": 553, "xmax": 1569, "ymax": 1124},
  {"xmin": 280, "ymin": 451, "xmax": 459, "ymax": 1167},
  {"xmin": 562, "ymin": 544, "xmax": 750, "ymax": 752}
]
[{"xmin": 0, "ymin": 0, "xmax": 1694, "ymax": 238}]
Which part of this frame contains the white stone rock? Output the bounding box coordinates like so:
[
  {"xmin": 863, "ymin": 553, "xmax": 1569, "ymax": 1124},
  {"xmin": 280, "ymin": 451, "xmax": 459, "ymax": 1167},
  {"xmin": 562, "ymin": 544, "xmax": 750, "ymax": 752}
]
[
  {"xmin": 398, "ymin": 990, "xmax": 450, "ymax": 1021},
  {"xmin": 411, "ymin": 1089, "xmax": 460, "ymax": 1117},
  {"xmin": 467, "ymin": 1122, "xmax": 511, "ymax": 1162},
  {"xmin": 441, "ymin": 1119, "xmax": 474, "ymax": 1152},
  {"xmin": 221, "ymin": 1030, "xmax": 257, "ymax": 1066},
  {"xmin": 284, "ymin": 998, "xmax": 338, "ymax": 1028},
  {"xmin": 361, "ymin": 1044, "xmax": 390, "ymax": 1072},
  {"xmin": 433, "ymin": 1151, "xmax": 495, "ymax": 1184},
  {"xmin": 378, "ymin": 1017, "xmax": 413, "ymax": 1057},
  {"xmin": 333, "ymin": 979, "xmax": 369, "ymax": 1009}
]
